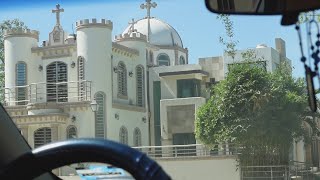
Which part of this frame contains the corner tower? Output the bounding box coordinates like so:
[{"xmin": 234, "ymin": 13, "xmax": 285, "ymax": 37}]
[
  {"xmin": 76, "ymin": 18, "xmax": 113, "ymax": 96},
  {"xmin": 4, "ymin": 28, "xmax": 39, "ymax": 105}
]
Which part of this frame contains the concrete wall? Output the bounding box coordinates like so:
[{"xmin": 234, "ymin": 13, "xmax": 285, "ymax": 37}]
[
  {"xmin": 199, "ymin": 56, "xmax": 225, "ymax": 82},
  {"xmin": 158, "ymin": 157, "xmax": 240, "ymax": 180},
  {"xmin": 167, "ymin": 105, "xmax": 195, "ymax": 134},
  {"xmin": 160, "ymin": 97, "xmax": 206, "ymax": 144}
]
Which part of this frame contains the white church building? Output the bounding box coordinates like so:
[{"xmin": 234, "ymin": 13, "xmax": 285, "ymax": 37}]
[{"xmin": 3, "ymin": 0, "xmax": 300, "ymax": 163}]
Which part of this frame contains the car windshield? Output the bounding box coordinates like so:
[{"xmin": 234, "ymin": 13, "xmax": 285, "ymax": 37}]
[{"xmin": 0, "ymin": 0, "xmax": 319, "ymax": 180}]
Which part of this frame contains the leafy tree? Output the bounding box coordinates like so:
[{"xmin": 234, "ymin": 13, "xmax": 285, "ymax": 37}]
[
  {"xmin": 217, "ymin": 14, "xmax": 238, "ymax": 60},
  {"xmin": 195, "ymin": 62, "xmax": 318, "ymax": 165},
  {"xmin": 0, "ymin": 19, "xmax": 27, "ymax": 102},
  {"xmin": 203, "ymin": 13, "xmax": 319, "ymax": 167}
]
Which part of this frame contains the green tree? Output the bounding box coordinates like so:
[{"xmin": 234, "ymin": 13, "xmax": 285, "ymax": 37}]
[
  {"xmin": 217, "ymin": 14, "xmax": 238, "ymax": 60},
  {"xmin": 195, "ymin": 62, "xmax": 317, "ymax": 165},
  {"xmin": 203, "ymin": 13, "xmax": 319, "ymax": 166},
  {"xmin": 0, "ymin": 19, "xmax": 27, "ymax": 103}
]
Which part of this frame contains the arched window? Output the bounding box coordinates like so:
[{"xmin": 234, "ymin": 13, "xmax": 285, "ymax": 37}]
[
  {"xmin": 46, "ymin": 61, "xmax": 68, "ymax": 102},
  {"xmin": 133, "ymin": 127, "xmax": 142, "ymax": 147},
  {"xmin": 179, "ymin": 56, "xmax": 186, "ymax": 65},
  {"xmin": 67, "ymin": 125, "xmax": 77, "ymax": 139},
  {"xmin": 16, "ymin": 62, "xmax": 27, "ymax": 105},
  {"xmin": 136, "ymin": 65, "xmax": 145, "ymax": 107},
  {"xmin": 34, "ymin": 127, "xmax": 51, "ymax": 148},
  {"xmin": 119, "ymin": 126, "xmax": 128, "ymax": 145},
  {"xmin": 117, "ymin": 62, "xmax": 127, "ymax": 97},
  {"xmin": 157, "ymin": 53, "xmax": 170, "ymax": 66},
  {"xmin": 95, "ymin": 92, "xmax": 105, "ymax": 138},
  {"xmin": 78, "ymin": 56, "xmax": 85, "ymax": 100}
]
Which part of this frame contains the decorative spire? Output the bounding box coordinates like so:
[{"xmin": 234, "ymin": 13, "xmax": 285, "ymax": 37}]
[
  {"xmin": 140, "ymin": 0, "xmax": 157, "ymax": 42},
  {"xmin": 140, "ymin": 0, "xmax": 157, "ymax": 19},
  {"xmin": 52, "ymin": 4, "xmax": 64, "ymax": 26},
  {"xmin": 128, "ymin": 18, "xmax": 137, "ymax": 34}
]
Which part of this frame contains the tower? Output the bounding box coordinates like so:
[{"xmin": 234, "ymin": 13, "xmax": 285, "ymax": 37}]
[
  {"xmin": 4, "ymin": 28, "xmax": 39, "ymax": 106},
  {"xmin": 76, "ymin": 19, "xmax": 113, "ymax": 138}
]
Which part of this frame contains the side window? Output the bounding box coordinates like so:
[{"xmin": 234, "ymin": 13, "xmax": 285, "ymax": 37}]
[
  {"xmin": 16, "ymin": 62, "xmax": 27, "ymax": 105},
  {"xmin": 95, "ymin": 92, "xmax": 105, "ymax": 138},
  {"xmin": 78, "ymin": 56, "xmax": 85, "ymax": 100},
  {"xmin": 157, "ymin": 53, "xmax": 170, "ymax": 66},
  {"xmin": 133, "ymin": 127, "xmax": 142, "ymax": 147},
  {"xmin": 67, "ymin": 125, "xmax": 77, "ymax": 139},
  {"xmin": 179, "ymin": 56, "xmax": 186, "ymax": 65},
  {"xmin": 34, "ymin": 127, "xmax": 51, "ymax": 148},
  {"xmin": 119, "ymin": 126, "xmax": 128, "ymax": 145},
  {"xmin": 117, "ymin": 62, "xmax": 127, "ymax": 97},
  {"xmin": 136, "ymin": 65, "xmax": 145, "ymax": 107}
]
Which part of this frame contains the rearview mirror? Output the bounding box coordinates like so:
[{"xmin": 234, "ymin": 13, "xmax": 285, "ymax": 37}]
[{"xmin": 205, "ymin": 0, "xmax": 320, "ymax": 15}]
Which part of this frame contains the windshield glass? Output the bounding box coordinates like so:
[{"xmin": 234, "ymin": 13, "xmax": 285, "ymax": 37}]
[{"xmin": 0, "ymin": 0, "xmax": 319, "ymax": 180}]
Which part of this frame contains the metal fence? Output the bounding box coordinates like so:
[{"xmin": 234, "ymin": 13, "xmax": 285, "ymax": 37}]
[
  {"xmin": 5, "ymin": 80, "xmax": 92, "ymax": 106},
  {"xmin": 241, "ymin": 165, "xmax": 289, "ymax": 180},
  {"xmin": 132, "ymin": 144, "xmax": 240, "ymax": 159},
  {"xmin": 241, "ymin": 161, "xmax": 316, "ymax": 180},
  {"xmin": 133, "ymin": 144, "xmax": 318, "ymax": 179}
]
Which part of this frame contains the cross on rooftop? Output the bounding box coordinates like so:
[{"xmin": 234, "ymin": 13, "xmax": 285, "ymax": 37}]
[
  {"xmin": 52, "ymin": 4, "xmax": 64, "ymax": 26},
  {"xmin": 128, "ymin": 18, "xmax": 137, "ymax": 33},
  {"xmin": 140, "ymin": 0, "xmax": 157, "ymax": 19}
]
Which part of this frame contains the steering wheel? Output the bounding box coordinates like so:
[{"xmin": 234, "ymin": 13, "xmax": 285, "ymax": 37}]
[{"xmin": 0, "ymin": 138, "xmax": 171, "ymax": 180}]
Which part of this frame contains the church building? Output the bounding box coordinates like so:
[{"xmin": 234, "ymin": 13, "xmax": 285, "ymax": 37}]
[{"xmin": 3, "ymin": 0, "xmax": 292, "ymax": 153}]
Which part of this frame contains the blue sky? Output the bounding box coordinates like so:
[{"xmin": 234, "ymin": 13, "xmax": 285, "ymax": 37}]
[{"xmin": 0, "ymin": 0, "xmax": 306, "ymax": 78}]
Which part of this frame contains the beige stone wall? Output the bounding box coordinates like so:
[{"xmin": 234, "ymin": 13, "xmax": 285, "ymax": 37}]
[{"xmin": 158, "ymin": 157, "xmax": 240, "ymax": 180}]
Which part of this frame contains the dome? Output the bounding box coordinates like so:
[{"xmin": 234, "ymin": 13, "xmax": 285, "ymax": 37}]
[
  {"xmin": 122, "ymin": 18, "xmax": 183, "ymax": 48},
  {"xmin": 256, "ymin": 44, "xmax": 268, "ymax": 48}
]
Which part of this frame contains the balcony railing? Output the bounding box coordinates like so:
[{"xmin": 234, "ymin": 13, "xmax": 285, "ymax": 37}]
[
  {"xmin": 132, "ymin": 144, "xmax": 239, "ymax": 159},
  {"xmin": 5, "ymin": 80, "xmax": 92, "ymax": 106}
]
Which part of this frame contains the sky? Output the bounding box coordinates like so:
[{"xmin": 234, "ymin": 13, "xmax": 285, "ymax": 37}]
[{"xmin": 0, "ymin": 0, "xmax": 310, "ymax": 79}]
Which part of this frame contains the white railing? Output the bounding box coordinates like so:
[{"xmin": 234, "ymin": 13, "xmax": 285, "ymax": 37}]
[
  {"xmin": 5, "ymin": 80, "xmax": 92, "ymax": 106},
  {"xmin": 132, "ymin": 144, "xmax": 240, "ymax": 159}
]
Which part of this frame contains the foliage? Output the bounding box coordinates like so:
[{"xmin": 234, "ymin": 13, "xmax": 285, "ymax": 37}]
[
  {"xmin": 217, "ymin": 14, "xmax": 238, "ymax": 59},
  {"xmin": 0, "ymin": 19, "xmax": 27, "ymax": 103},
  {"xmin": 195, "ymin": 61, "xmax": 318, "ymax": 165}
]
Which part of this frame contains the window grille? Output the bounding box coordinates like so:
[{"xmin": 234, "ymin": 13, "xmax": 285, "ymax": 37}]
[
  {"xmin": 46, "ymin": 61, "xmax": 68, "ymax": 102},
  {"xmin": 16, "ymin": 62, "xmax": 27, "ymax": 105},
  {"xmin": 34, "ymin": 127, "xmax": 51, "ymax": 148},
  {"xmin": 117, "ymin": 62, "xmax": 127, "ymax": 97},
  {"xmin": 119, "ymin": 126, "xmax": 128, "ymax": 145},
  {"xmin": 78, "ymin": 56, "xmax": 85, "ymax": 100},
  {"xmin": 133, "ymin": 127, "xmax": 142, "ymax": 147},
  {"xmin": 95, "ymin": 92, "xmax": 105, "ymax": 138},
  {"xmin": 136, "ymin": 65, "xmax": 145, "ymax": 107},
  {"xmin": 67, "ymin": 125, "xmax": 77, "ymax": 139}
]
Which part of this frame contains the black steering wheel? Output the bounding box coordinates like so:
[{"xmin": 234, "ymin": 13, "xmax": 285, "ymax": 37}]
[{"xmin": 0, "ymin": 138, "xmax": 171, "ymax": 180}]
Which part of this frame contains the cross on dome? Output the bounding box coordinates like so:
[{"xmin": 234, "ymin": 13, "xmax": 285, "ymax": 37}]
[
  {"xmin": 140, "ymin": 0, "xmax": 157, "ymax": 19},
  {"xmin": 128, "ymin": 18, "xmax": 137, "ymax": 33},
  {"xmin": 52, "ymin": 4, "xmax": 64, "ymax": 26}
]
